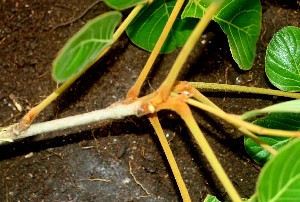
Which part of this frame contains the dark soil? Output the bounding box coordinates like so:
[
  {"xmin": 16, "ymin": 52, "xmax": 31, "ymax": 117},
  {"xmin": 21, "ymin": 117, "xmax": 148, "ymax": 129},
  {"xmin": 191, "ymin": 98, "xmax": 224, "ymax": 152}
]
[{"xmin": 0, "ymin": 0, "xmax": 299, "ymax": 201}]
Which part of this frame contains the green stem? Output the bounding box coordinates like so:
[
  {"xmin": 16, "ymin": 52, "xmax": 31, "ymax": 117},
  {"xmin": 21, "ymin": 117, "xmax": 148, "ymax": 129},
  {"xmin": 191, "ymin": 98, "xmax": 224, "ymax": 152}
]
[{"xmin": 189, "ymin": 82, "xmax": 300, "ymax": 99}]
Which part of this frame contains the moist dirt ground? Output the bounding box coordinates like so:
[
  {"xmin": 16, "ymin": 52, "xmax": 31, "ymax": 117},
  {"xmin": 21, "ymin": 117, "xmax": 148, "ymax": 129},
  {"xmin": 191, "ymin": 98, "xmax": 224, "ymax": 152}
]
[{"xmin": 0, "ymin": 0, "xmax": 299, "ymax": 201}]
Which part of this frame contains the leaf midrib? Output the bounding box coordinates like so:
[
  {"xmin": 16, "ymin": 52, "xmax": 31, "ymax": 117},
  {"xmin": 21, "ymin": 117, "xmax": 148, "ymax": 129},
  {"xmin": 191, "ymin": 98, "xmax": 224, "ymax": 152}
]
[{"xmin": 192, "ymin": 0, "xmax": 258, "ymax": 36}]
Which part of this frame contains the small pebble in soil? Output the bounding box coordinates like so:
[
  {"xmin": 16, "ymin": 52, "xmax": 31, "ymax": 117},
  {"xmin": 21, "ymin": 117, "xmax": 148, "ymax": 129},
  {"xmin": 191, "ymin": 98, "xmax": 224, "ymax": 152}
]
[
  {"xmin": 235, "ymin": 76, "xmax": 242, "ymax": 84},
  {"xmin": 122, "ymin": 178, "xmax": 131, "ymax": 184},
  {"xmin": 117, "ymin": 145, "xmax": 128, "ymax": 159},
  {"xmin": 25, "ymin": 152, "xmax": 33, "ymax": 159}
]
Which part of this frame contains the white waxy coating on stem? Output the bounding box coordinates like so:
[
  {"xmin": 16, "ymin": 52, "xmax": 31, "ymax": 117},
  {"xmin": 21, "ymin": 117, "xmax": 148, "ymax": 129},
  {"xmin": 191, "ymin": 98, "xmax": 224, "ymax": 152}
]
[{"xmin": 0, "ymin": 101, "xmax": 142, "ymax": 143}]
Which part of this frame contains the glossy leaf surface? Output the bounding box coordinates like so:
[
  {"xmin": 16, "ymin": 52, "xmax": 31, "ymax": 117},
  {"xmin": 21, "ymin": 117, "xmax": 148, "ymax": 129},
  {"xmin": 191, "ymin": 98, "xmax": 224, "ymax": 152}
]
[
  {"xmin": 126, "ymin": 0, "xmax": 198, "ymax": 53},
  {"xmin": 182, "ymin": 0, "xmax": 261, "ymax": 70},
  {"xmin": 204, "ymin": 194, "xmax": 220, "ymax": 202},
  {"xmin": 53, "ymin": 11, "xmax": 122, "ymax": 83},
  {"xmin": 245, "ymin": 113, "xmax": 300, "ymax": 165},
  {"xmin": 265, "ymin": 26, "xmax": 300, "ymax": 92},
  {"xmin": 256, "ymin": 139, "xmax": 300, "ymax": 201}
]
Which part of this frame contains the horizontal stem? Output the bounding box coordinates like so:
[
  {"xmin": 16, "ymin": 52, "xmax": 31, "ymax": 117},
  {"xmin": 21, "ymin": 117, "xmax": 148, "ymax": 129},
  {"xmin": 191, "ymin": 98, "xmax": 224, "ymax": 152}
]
[
  {"xmin": 238, "ymin": 127, "xmax": 277, "ymax": 155},
  {"xmin": 0, "ymin": 101, "xmax": 141, "ymax": 144},
  {"xmin": 190, "ymin": 82, "xmax": 300, "ymax": 99},
  {"xmin": 187, "ymin": 98, "xmax": 300, "ymax": 138},
  {"xmin": 176, "ymin": 90, "xmax": 277, "ymax": 155},
  {"xmin": 14, "ymin": 4, "xmax": 145, "ymax": 133}
]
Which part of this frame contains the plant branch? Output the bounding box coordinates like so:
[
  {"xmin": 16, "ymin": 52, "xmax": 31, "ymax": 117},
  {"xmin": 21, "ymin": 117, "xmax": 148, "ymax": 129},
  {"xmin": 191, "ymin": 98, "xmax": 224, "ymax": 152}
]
[
  {"xmin": 113, "ymin": 4, "xmax": 145, "ymax": 41},
  {"xmin": 237, "ymin": 127, "xmax": 277, "ymax": 155},
  {"xmin": 172, "ymin": 83, "xmax": 277, "ymax": 155},
  {"xmin": 0, "ymin": 101, "xmax": 141, "ymax": 145},
  {"xmin": 126, "ymin": 0, "xmax": 185, "ymax": 99},
  {"xmin": 186, "ymin": 98, "xmax": 300, "ymax": 138},
  {"xmin": 190, "ymin": 82, "xmax": 300, "ymax": 99},
  {"xmin": 154, "ymin": 96, "xmax": 241, "ymax": 202},
  {"xmin": 148, "ymin": 114, "xmax": 191, "ymax": 202},
  {"xmin": 181, "ymin": 111, "xmax": 242, "ymax": 202},
  {"xmin": 157, "ymin": 1, "xmax": 224, "ymax": 99},
  {"xmin": 13, "ymin": 4, "xmax": 145, "ymax": 134},
  {"xmin": 173, "ymin": 81, "xmax": 222, "ymax": 110}
]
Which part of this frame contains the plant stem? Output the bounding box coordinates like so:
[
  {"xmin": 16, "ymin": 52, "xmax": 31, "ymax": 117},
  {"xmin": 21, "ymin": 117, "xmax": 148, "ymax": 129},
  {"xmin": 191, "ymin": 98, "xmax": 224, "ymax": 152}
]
[
  {"xmin": 187, "ymin": 98, "xmax": 300, "ymax": 138},
  {"xmin": 238, "ymin": 127, "xmax": 277, "ymax": 155},
  {"xmin": 172, "ymin": 85, "xmax": 278, "ymax": 155},
  {"xmin": 163, "ymin": 101, "xmax": 242, "ymax": 202},
  {"xmin": 148, "ymin": 114, "xmax": 191, "ymax": 202},
  {"xmin": 190, "ymin": 82, "xmax": 300, "ymax": 99},
  {"xmin": 0, "ymin": 101, "xmax": 141, "ymax": 144},
  {"xmin": 126, "ymin": 0, "xmax": 185, "ymax": 99},
  {"xmin": 14, "ymin": 4, "xmax": 145, "ymax": 133},
  {"xmin": 113, "ymin": 4, "xmax": 144, "ymax": 41},
  {"xmin": 190, "ymin": 92, "xmax": 278, "ymax": 155},
  {"xmin": 183, "ymin": 115, "xmax": 242, "ymax": 202},
  {"xmin": 158, "ymin": 1, "xmax": 224, "ymax": 99}
]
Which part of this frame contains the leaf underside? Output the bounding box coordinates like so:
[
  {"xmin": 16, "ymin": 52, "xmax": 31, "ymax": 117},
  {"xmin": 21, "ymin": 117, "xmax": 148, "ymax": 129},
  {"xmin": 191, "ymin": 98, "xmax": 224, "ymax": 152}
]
[
  {"xmin": 52, "ymin": 11, "xmax": 122, "ymax": 83},
  {"xmin": 244, "ymin": 113, "xmax": 300, "ymax": 165},
  {"xmin": 126, "ymin": 0, "xmax": 198, "ymax": 53},
  {"xmin": 182, "ymin": 0, "xmax": 262, "ymax": 70},
  {"xmin": 242, "ymin": 100, "xmax": 300, "ymax": 120},
  {"xmin": 265, "ymin": 26, "xmax": 300, "ymax": 92}
]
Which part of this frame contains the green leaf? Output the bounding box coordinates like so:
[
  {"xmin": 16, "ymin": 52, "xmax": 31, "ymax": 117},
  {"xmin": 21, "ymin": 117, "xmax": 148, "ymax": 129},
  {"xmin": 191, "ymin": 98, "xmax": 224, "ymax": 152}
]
[
  {"xmin": 182, "ymin": 0, "xmax": 262, "ymax": 70},
  {"xmin": 126, "ymin": 0, "xmax": 198, "ymax": 53},
  {"xmin": 245, "ymin": 135, "xmax": 290, "ymax": 165},
  {"xmin": 265, "ymin": 26, "xmax": 300, "ymax": 92},
  {"xmin": 242, "ymin": 100, "xmax": 300, "ymax": 120},
  {"xmin": 256, "ymin": 139, "xmax": 300, "ymax": 201},
  {"xmin": 244, "ymin": 113, "xmax": 300, "ymax": 165},
  {"xmin": 52, "ymin": 11, "xmax": 122, "ymax": 83},
  {"xmin": 103, "ymin": 0, "xmax": 147, "ymax": 10},
  {"xmin": 203, "ymin": 194, "xmax": 220, "ymax": 202}
]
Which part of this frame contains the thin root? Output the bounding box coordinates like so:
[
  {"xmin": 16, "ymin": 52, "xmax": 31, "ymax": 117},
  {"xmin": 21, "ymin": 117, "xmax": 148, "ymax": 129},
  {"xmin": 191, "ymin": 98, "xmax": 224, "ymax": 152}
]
[{"xmin": 129, "ymin": 161, "xmax": 150, "ymax": 197}]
